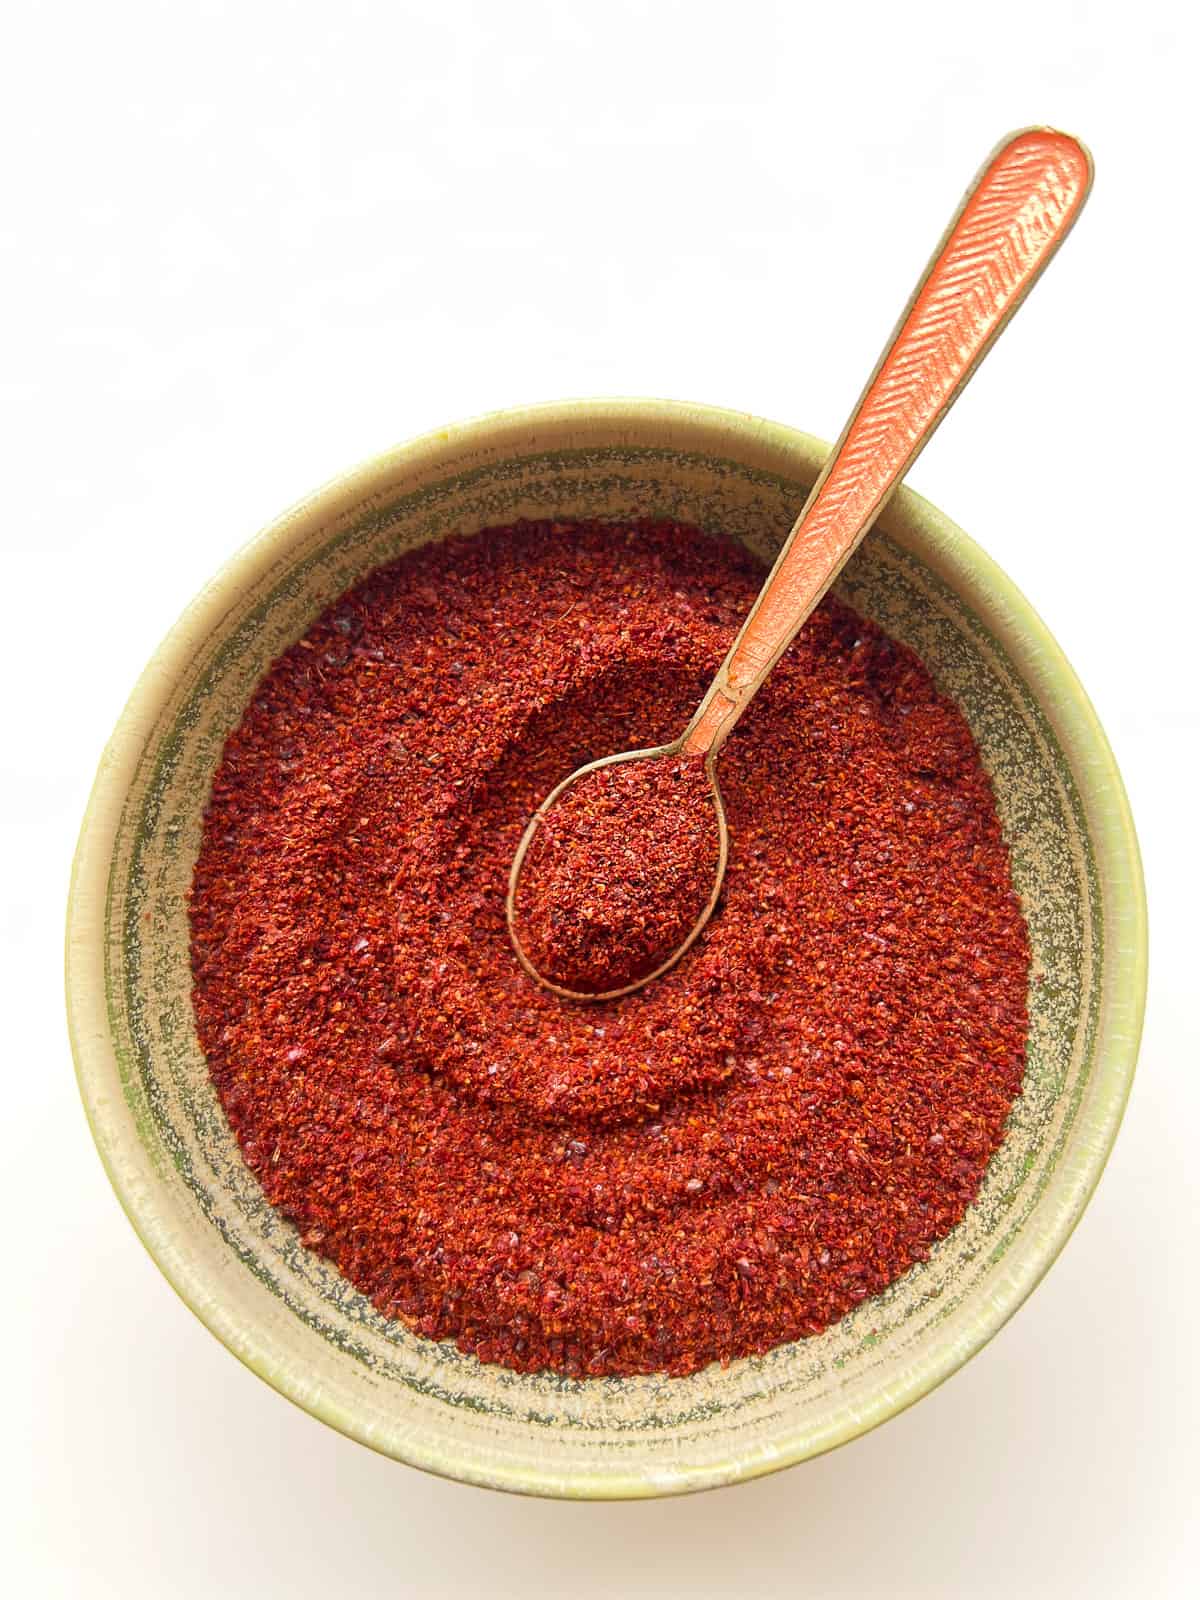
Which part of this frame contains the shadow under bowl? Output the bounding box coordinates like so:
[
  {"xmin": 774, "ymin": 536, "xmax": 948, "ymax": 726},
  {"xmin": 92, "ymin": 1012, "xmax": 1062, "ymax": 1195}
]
[{"xmin": 66, "ymin": 399, "xmax": 1146, "ymax": 1498}]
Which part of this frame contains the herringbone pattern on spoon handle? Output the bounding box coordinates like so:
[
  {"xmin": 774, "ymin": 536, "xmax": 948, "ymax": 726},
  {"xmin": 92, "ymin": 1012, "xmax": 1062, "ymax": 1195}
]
[{"xmin": 685, "ymin": 129, "xmax": 1091, "ymax": 756}]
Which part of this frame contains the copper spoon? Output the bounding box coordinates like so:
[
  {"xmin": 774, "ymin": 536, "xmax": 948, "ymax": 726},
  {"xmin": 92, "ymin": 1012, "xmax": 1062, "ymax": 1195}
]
[{"xmin": 508, "ymin": 127, "xmax": 1092, "ymax": 1001}]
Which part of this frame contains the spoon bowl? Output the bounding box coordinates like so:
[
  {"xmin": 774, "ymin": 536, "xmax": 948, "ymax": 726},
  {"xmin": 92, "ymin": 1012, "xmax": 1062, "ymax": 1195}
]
[{"xmin": 506, "ymin": 741, "xmax": 729, "ymax": 1001}]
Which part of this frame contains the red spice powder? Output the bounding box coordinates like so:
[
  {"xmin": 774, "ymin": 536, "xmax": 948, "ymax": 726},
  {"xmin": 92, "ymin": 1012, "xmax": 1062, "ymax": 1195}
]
[
  {"xmin": 512, "ymin": 754, "xmax": 720, "ymax": 994},
  {"xmin": 190, "ymin": 518, "xmax": 1030, "ymax": 1379}
]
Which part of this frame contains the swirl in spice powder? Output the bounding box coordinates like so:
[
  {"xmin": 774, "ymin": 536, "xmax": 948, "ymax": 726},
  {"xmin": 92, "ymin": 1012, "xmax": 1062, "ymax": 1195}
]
[{"xmin": 189, "ymin": 519, "xmax": 1030, "ymax": 1379}]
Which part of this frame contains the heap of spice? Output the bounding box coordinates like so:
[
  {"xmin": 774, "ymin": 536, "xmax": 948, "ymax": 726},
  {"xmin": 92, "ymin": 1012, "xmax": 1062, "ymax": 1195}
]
[
  {"xmin": 190, "ymin": 517, "xmax": 1030, "ymax": 1379},
  {"xmin": 512, "ymin": 754, "xmax": 720, "ymax": 994}
]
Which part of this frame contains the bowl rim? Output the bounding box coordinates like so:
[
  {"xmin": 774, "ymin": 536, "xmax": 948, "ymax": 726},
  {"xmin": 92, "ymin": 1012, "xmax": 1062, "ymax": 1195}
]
[{"xmin": 65, "ymin": 397, "xmax": 1147, "ymax": 1497}]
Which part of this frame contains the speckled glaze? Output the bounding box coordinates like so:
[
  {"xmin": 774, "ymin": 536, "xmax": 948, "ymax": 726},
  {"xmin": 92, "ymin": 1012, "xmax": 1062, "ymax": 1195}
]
[{"xmin": 66, "ymin": 400, "xmax": 1145, "ymax": 1497}]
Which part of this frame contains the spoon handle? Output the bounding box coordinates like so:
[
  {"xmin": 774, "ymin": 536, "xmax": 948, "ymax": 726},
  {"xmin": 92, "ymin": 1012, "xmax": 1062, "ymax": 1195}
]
[{"xmin": 682, "ymin": 126, "xmax": 1092, "ymax": 759}]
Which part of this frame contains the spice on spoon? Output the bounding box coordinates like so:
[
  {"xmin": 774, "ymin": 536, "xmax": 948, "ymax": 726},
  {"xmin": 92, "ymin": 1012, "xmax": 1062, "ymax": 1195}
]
[{"xmin": 511, "ymin": 754, "xmax": 720, "ymax": 995}]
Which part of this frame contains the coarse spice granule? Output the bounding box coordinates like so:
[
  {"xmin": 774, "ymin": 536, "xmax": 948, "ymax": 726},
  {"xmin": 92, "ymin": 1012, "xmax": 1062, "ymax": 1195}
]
[{"xmin": 189, "ymin": 518, "xmax": 1031, "ymax": 1379}]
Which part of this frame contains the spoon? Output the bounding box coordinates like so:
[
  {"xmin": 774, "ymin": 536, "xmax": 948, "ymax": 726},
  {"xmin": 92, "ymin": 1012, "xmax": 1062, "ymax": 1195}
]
[{"xmin": 507, "ymin": 126, "xmax": 1092, "ymax": 1001}]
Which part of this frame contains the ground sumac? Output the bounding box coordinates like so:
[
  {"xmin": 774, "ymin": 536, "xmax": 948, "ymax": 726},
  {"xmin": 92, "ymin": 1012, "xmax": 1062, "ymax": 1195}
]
[{"xmin": 190, "ymin": 518, "xmax": 1030, "ymax": 1379}]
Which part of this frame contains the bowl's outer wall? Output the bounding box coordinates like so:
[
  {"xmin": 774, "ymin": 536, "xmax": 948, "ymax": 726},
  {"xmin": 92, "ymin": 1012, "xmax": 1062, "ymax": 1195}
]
[{"xmin": 66, "ymin": 401, "xmax": 1146, "ymax": 1497}]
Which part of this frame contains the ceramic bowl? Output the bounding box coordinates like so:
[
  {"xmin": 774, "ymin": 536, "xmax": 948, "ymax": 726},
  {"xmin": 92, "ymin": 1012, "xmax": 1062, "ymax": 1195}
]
[{"xmin": 66, "ymin": 399, "xmax": 1145, "ymax": 1497}]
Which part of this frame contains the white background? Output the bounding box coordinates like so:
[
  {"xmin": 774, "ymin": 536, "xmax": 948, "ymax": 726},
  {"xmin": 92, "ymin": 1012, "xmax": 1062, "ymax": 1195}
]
[{"xmin": 4, "ymin": 2, "xmax": 1197, "ymax": 1595}]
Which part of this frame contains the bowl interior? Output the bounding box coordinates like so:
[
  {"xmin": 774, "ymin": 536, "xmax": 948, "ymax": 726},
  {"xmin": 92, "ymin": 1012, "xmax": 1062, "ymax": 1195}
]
[{"xmin": 67, "ymin": 402, "xmax": 1143, "ymax": 1497}]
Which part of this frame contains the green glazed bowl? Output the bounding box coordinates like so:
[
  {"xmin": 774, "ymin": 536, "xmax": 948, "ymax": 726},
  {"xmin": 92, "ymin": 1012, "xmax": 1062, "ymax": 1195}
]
[{"xmin": 66, "ymin": 400, "xmax": 1146, "ymax": 1497}]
